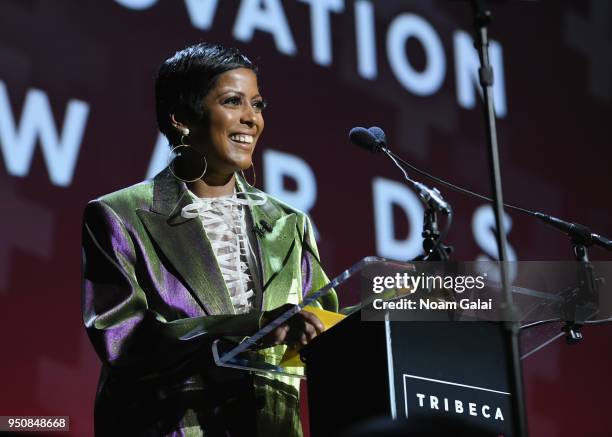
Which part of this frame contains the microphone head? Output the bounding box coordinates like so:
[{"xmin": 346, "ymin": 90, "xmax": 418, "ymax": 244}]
[
  {"xmin": 368, "ymin": 126, "xmax": 387, "ymax": 147},
  {"xmin": 349, "ymin": 126, "xmax": 381, "ymax": 153}
]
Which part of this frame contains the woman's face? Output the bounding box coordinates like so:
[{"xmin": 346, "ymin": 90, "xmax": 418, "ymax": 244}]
[{"xmin": 189, "ymin": 67, "xmax": 265, "ymax": 177}]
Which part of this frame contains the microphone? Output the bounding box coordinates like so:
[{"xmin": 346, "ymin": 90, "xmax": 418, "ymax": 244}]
[
  {"xmin": 534, "ymin": 213, "xmax": 612, "ymax": 249},
  {"xmin": 368, "ymin": 126, "xmax": 387, "ymax": 148},
  {"xmin": 260, "ymin": 220, "xmax": 273, "ymax": 233},
  {"xmin": 350, "ymin": 125, "xmax": 451, "ymax": 214},
  {"xmin": 253, "ymin": 220, "xmax": 273, "ymax": 238},
  {"xmin": 348, "ymin": 127, "xmax": 384, "ymax": 153}
]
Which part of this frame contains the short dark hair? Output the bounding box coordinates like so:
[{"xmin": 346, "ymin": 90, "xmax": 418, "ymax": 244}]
[{"xmin": 155, "ymin": 42, "xmax": 257, "ymax": 146}]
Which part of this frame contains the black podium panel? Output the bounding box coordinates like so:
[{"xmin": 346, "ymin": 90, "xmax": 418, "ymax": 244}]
[
  {"xmin": 301, "ymin": 312, "xmax": 392, "ymax": 436},
  {"xmin": 302, "ymin": 312, "xmax": 516, "ymax": 436}
]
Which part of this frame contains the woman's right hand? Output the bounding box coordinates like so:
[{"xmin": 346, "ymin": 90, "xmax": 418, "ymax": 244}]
[{"xmin": 260, "ymin": 304, "xmax": 325, "ymax": 347}]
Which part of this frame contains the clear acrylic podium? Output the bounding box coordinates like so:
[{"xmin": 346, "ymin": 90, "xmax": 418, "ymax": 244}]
[{"xmin": 212, "ymin": 257, "xmax": 612, "ymax": 436}]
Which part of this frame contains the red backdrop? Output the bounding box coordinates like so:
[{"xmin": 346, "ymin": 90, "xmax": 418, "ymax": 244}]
[{"xmin": 1, "ymin": 0, "xmax": 611, "ymax": 435}]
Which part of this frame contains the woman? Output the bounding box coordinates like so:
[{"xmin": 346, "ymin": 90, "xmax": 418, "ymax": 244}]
[{"xmin": 81, "ymin": 43, "xmax": 337, "ymax": 436}]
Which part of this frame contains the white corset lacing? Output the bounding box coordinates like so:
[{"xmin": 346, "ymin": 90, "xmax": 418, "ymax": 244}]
[{"xmin": 181, "ymin": 190, "xmax": 267, "ymax": 314}]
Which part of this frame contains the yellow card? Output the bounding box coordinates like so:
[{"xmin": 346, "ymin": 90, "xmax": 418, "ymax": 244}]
[{"xmin": 279, "ymin": 306, "xmax": 346, "ymax": 367}]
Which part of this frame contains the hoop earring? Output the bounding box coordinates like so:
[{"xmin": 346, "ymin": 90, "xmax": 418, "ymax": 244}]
[
  {"xmin": 168, "ymin": 135, "xmax": 207, "ymax": 183},
  {"xmin": 241, "ymin": 162, "xmax": 256, "ymax": 187}
]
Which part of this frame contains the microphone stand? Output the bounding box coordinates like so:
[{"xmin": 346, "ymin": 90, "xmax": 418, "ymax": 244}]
[
  {"xmin": 469, "ymin": 1, "xmax": 527, "ymax": 435},
  {"xmin": 562, "ymin": 236, "xmax": 600, "ymax": 344},
  {"xmin": 421, "ymin": 206, "xmax": 452, "ymax": 261},
  {"xmin": 414, "ymin": 195, "xmax": 453, "ymax": 262}
]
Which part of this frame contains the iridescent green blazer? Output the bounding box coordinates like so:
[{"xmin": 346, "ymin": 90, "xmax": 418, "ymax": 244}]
[{"xmin": 81, "ymin": 168, "xmax": 338, "ymax": 436}]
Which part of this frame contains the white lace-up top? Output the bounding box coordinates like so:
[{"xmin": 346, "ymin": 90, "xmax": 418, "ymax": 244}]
[{"xmin": 181, "ymin": 189, "xmax": 267, "ymax": 314}]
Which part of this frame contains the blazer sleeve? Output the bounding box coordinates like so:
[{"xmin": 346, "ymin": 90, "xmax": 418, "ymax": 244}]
[
  {"xmin": 299, "ymin": 215, "xmax": 339, "ymax": 312},
  {"xmin": 81, "ymin": 200, "xmax": 264, "ymax": 377}
]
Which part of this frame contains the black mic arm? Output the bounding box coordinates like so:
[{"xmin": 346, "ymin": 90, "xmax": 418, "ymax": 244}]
[
  {"xmin": 534, "ymin": 213, "xmax": 612, "ymax": 250},
  {"xmin": 379, "ymin": 147, "xmax": 453, "ymax": 261},
  {"xmin": 381, "ymin": 148, "xmax": 452, "ymax": 215},
  {"xmin": 383, "ymin": 147, "xmax": 612, "ymax": 252}
]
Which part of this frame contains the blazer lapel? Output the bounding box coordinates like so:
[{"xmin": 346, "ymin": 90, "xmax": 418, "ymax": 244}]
[
  {"xmin": 237, "ymin": 175, "xmax": 298, "ymax": 310},
  {"xmin": 136, "ymin": 169, "xmax": 235, "ymax": 316}
]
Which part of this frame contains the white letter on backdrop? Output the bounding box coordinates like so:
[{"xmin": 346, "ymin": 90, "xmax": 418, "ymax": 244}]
[
  {"xmin": 146, "ymin": 133, "xmax": 171, "ymax": 179},
  {"xmin": 472, "ymin": 204, "xmax": 517, "ymax": 281},
  {"xmin": 184, "ymin": 0, "xmax": 219, "ymax": 30},
  {"xmin": 0, "ymin": 81, "xmax": 89, "ymax": 187},
  {"xmin": 299, "ymin": 0, "xmax": 344, "ymax": 66},
  {"xmin": 372, "ymin": 177, "xmax": 424, "ymax": 260},
  {"xmin": 454, "ymin": 30, "xmax": 507, "ymax": 117},
  {"xmin": 233, "ymin": 0, "xmax": 297, "ymax": 56},
  {"xmin": 263, "ymin": 149, "xmax": 317, "ymax": 215},
  {"xmin": 114, "ymin": 0, "xmax": 158, "ymax": 10},
  {"xmin": 386, "ymin": 14, "xmax": 446, "ymax": 96},
  {"xmin": 355, "ymin": 0, "xmax": 377, "ymax": 79}
]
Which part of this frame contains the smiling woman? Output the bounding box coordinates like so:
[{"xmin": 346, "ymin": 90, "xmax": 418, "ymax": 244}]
[
  {"xmin": 175, "ymin": 67, "xmax": 265, "ymax": 188},
  {"xmin": 81, "ymin": 43, "xmax": 337, "ymax": 437}
]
